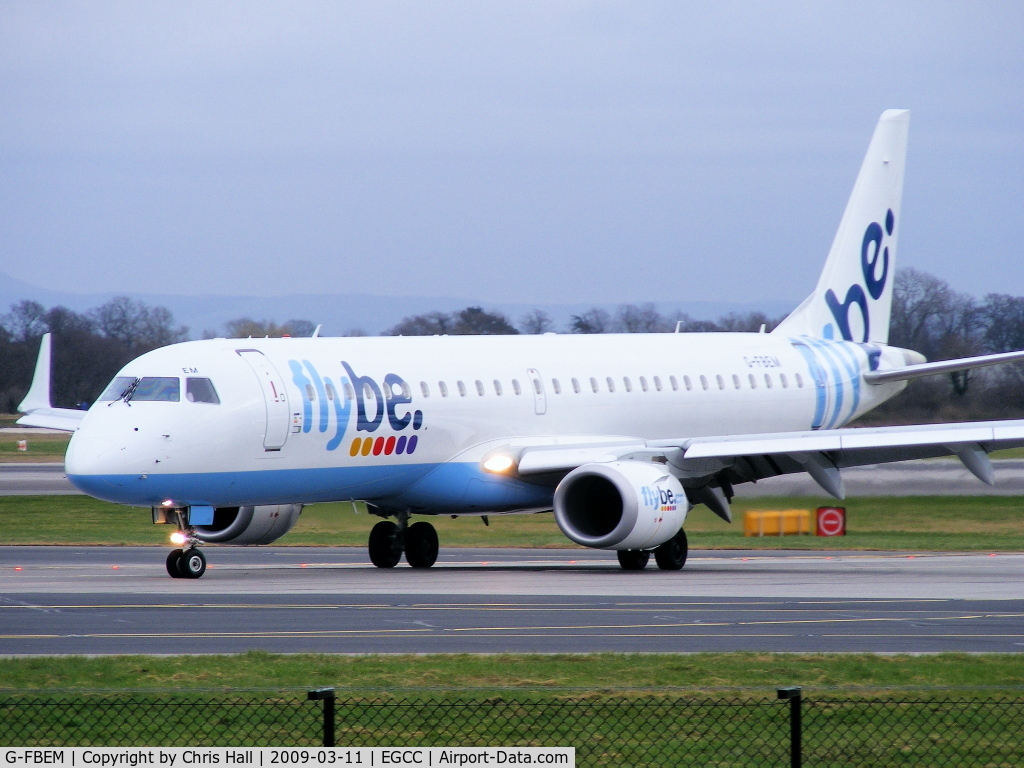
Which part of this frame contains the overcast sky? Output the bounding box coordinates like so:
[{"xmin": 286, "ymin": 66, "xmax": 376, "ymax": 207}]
[{"xmin": 1, "ymin": 2, "xmax": 1021, "ymax": 308}]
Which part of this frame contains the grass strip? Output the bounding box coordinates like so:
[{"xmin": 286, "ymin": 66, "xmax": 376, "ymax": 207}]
[
  {"xmin": 3, "ymin": 494, "xmax": 1024, "ymax": 550},
  {"xmin": 0, "ymin": 433, "xmax": 70, "ymax": 463},
  {"xmin": 2, "ymin": 652, "xmax": 1024, "ymax": 691}
]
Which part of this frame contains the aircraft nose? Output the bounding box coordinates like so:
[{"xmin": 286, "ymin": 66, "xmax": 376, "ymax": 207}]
[
  {"xmin": 65, "ymin": 428, "xmax": 126, "ymax": 496},
  {"xmin": 65, "ymin": 430, "xmax": 121, "ymax": 473}
]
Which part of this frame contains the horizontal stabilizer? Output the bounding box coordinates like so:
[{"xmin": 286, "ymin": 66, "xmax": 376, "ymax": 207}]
[
  {"xmin": 17, "ymin": 408, "xmax": 86, "ymax": 432},
  {"xmin": 864, "ymin": 349, "xmax": 1024, "ymax": 384}
]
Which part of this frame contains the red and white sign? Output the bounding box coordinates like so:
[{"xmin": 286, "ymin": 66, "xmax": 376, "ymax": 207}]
[{"xmin": 816, "ymin": 506, "xmax": 846, "ymax": 536}]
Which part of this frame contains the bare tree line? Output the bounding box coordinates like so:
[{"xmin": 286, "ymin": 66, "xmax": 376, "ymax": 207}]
[
  {"xmin": 0, "ymin": 297, "xmax": 189, "ymax": 412},
  {"xmin": 870, "ymin": 268, "xmax": 1024, "ymax": 424},
  {"xmin": 3, "ymin": 268, "xmax": 1024, "ymax": 422},
  {"xmin": 387, "ymin": 305, "xmax": 785, "ymax": 336}
]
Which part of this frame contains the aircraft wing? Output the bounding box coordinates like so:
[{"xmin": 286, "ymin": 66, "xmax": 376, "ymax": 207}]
[
  {"xmin": 16, "ymin": 332, "xmax": 87, "ymax": 433},
  {"xmin": 508, "ymin": 419, "xmax": 1024, "ymax": 509}
]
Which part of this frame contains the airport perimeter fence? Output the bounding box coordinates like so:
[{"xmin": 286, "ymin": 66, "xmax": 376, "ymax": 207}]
[{"xmin": 3, "ymin": 688, "xmax": 1024, "ymax": 766}]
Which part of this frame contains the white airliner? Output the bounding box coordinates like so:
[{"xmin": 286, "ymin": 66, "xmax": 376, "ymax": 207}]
[{"xmin": 17, "ymin": 109, "xmax": 1024, "ymax": 578}]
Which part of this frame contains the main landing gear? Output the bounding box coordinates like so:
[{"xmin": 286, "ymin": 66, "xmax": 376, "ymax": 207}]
[
  {"xmin": 369, "ymin": 516, "xmax": 439, "ymax": 568},
  {"xmin": 616, "ymin": 528, "xmax": 688, "ymax": 572}
]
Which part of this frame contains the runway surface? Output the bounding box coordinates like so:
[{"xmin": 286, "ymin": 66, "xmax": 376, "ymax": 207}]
[
  {"xmin": 3, "ymin": 546, "xmax": 1023, "ymax": 654},
  {"xmin": 0, "ymin": 464, "xmax": 78, "ymax": 495},
  {"xmin": 5, "ymin": 459, "xmax": 1024, "ymax": 496}
]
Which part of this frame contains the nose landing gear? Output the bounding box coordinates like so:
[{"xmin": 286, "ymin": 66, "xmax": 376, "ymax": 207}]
[{"xmin": 165, "ymin": 512, "xmax": 207, "ymax": 578}]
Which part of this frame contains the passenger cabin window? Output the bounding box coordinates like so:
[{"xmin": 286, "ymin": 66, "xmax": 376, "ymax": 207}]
[
  {"xmin": 344, "ymin": 383, "xmax": 355, "ymax": 400},
  {"xmin": 623, "ymin": 377, "xmax": 632, "ymax": 393},
  {"xmin": 493, "ymin": 380, "xmax": 503, "ymax": 396},
  {"xmin": 795, "ymin": 373, "xmax": 804, "ymax": 388},
  {"xmin": 716, "ymin": 375, "xmax": 725, "ymax": 390},
  {"xmin": 732, "ymin": 374, "xmax": 741, "ymax": 389},
  {"xmin": 98, "ymin": 376, "xmax": 137, "ymax": 401},
  {"xmin": 552, "ymin": 378, "xmax": 561, "ymax": 394},
  {"xmin": 653, "ymin": 376, "xmax": 662, "ymax": 392},
  {"xmin": 363, "ymin": 383, "xmax": 375, "ymax": 400},
  {"xmin": 305, "ymin": 384, "xmax": 316, "ymax": 401},
  {"xmin": 571, "ymin": 378, "xmax": 580, "ymax": 394},
  {"xmin": 325, "ymin": 382, "xmax": 336, "ymax": 401},
  {"xmin": 639, "ymin": 376, "xmax": 648, "ymax": 392},
  {"xmin": 780, "ymin": 373, "xmax": 788, "ymax": 389},
  {"xmin": 700, "ymin": 375, "xmax": 708, "ymax": 390},
  {"xmin": 186, "ymin": 378, "xmax": 220, "ymax": 404},
  {"xmin": 590, "ymin": 377, "xmax": 599, "ymax": 393},
  {"xmin": 133, "ymin": 377, "xmax": 180, "ymax": 402},
  {"xmin": 683, "ymin": 375, "xmax": 692, "ymax": 391},
  {"xmin": 764, "ymin": 374, "xmax": 772, "ymax": 389},
  {"xmin": 533, "ymin": 378, "xmax": 542, "ymax": 395},
  {"xmin": 475, "ymin": 380, "xmax": 485, "ymax": 396},
  {"xmin": 457, "ymin": 381, "xmax": 467, "ymax": 397},
  {"xmin": 748, "ymin": 374, "xmax": 757, "ymax": 389},
  {"xmin": 439, "ymin": 381, "xmax": 449, "ymax": 397},
  {"xmin": 606, "ymin": 377, "xmax": 615, "ymax": 393},
  {"xmin": 672, "ymin": 375, "xmax": 680, "ymax": 392},
  {"xmin": 420, "ymin": 382, "xmax": 430, "ymax": 398},
  {"xmin": 512, "ymin": 379, "xmax": 521, "ymax": 395}
]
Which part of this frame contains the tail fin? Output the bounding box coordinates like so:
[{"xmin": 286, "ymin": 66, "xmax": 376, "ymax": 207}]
[
  {"xmin": 773, "ymin": 109, "xmax": 909, "ymax": 344},
  {"xmin": 18, "ymin": 332, "xmax": 53, "ymax": 412}
]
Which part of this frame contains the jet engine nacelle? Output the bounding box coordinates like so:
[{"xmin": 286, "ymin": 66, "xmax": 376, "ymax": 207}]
[
  {"xmin": 553, "ymin": 461, "xmax": 689, "ymax": 550},
  {"xmin": 193, "ymin": 504, "xmax": 303, "ymax": 545}
]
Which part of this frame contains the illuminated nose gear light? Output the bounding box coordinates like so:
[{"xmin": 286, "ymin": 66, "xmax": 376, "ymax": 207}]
[{"xmin": 169, "ymin": 531, "xmax": 188, "ymax": 545}]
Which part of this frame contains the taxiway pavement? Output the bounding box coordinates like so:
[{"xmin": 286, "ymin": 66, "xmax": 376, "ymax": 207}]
[
  {"xmin": 0, "ymin": 463, "xmax": 77, "ymax": 495},
  {"xmin": 2, "ymin": 546, "xmax": 1023, "ymax": 655}
]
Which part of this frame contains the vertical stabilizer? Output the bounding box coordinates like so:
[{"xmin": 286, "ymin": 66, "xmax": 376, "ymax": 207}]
[
  {"xmin": 15, "ymin": 332, "xmax": 87, "ymax": 431},
  {"xmin": 774, "ymin": 110, "xmax": 909, "ymax": 344},
  {"xmin": 18, "ymin": 332, "xmax": 53, "ymax": 412}
]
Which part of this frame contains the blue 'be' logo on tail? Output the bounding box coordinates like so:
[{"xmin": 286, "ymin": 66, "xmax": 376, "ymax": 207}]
[{"xmin": 824, "ymin": 209, "xmax": 894, "ymax": 343}]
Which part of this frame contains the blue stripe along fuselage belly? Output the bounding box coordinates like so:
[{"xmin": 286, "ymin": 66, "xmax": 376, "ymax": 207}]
[{"xmin": 68, "ymin": 462, "xmax": 554, "ymax": 513}]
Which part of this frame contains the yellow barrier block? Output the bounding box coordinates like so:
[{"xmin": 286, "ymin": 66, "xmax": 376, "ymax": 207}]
[{"xmin": 743, "ymin": 509, "xmax": 811, "ymax": 537}]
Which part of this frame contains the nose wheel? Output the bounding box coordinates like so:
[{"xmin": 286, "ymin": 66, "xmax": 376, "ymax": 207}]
[{"xmin": 166, "ymin": 542, "xmax": 207, "ymax": 579}]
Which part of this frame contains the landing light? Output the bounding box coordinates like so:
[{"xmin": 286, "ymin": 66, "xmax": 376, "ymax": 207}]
[
  {"xmin": 169, "ymin": 531, "xmax": 187, "ymax": 546},
  {"xmin": 161, "ymin": 499, "xmax": 175, "ymax": 507},
  {"xmin": 483, "ymin": 455, "xmax": 514, "ymax": 473}
]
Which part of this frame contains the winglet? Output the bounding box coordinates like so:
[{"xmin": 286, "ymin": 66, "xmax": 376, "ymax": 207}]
[{"xmin": 18, "ymin": 332, "xmax": 53, "ymax": 413}]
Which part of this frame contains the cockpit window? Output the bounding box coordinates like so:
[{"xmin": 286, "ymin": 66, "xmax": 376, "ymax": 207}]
[
  {"xmin": 186, "ymin": 378, "xmax": 220, "ymax": 404},
  {"xmin": 132, "ymin": 377, "xmax": 180, "ymax": 402},
  {"xmin": 98, "ymin": 376, "xmax": 137, "ymax": 401}
]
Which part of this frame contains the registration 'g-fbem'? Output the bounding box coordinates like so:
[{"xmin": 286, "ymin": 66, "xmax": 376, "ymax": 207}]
[{"xmin": 19, "ymin": 110, "xmax": 1024, "ymax": 577}]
